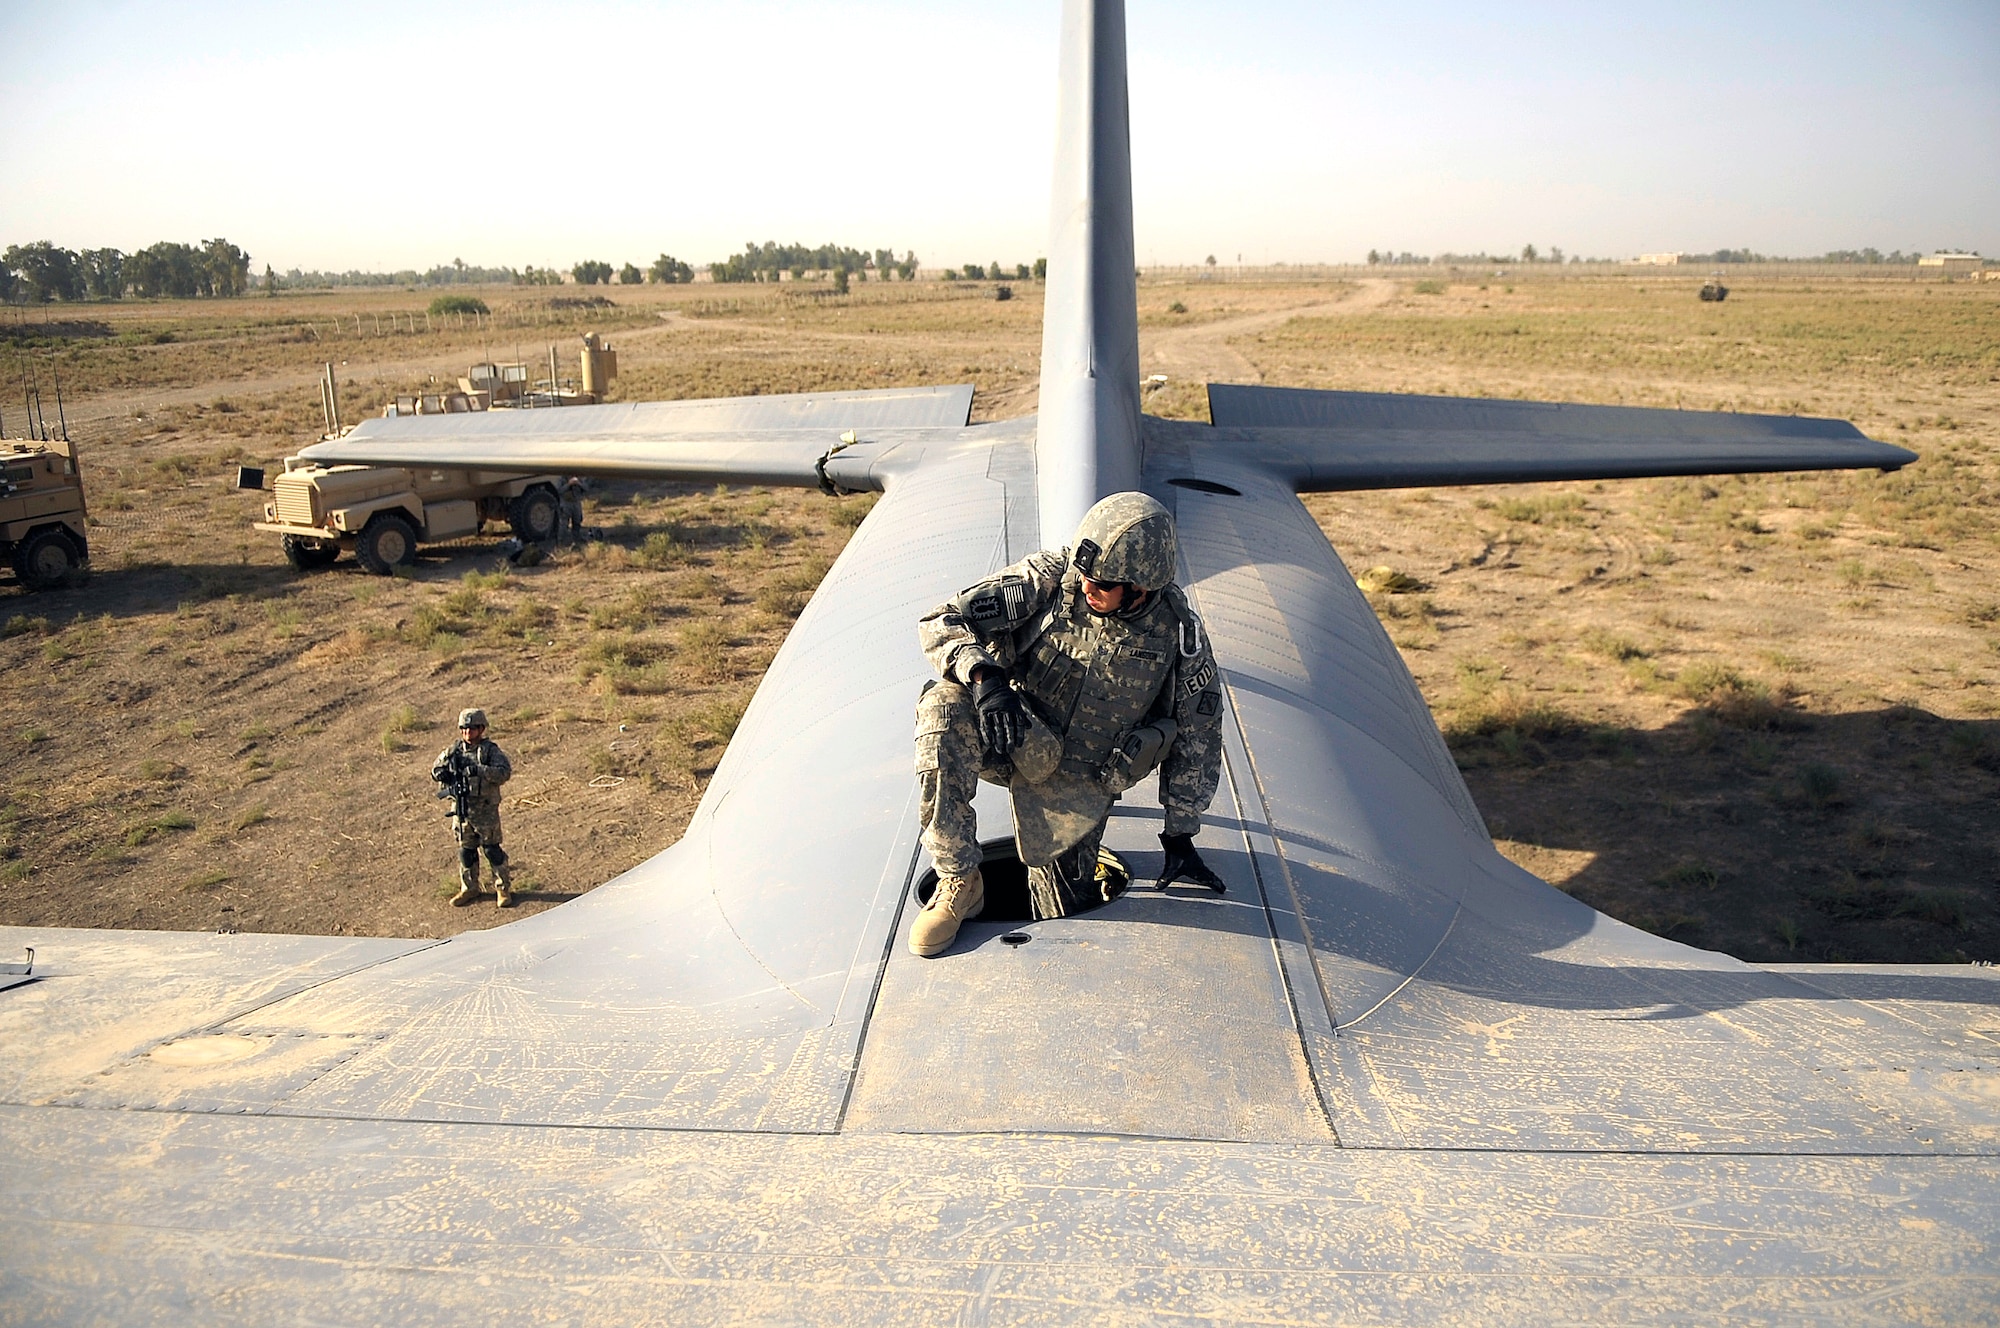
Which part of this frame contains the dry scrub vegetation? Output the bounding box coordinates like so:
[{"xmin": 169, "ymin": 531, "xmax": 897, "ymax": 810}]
[
  {"xmin": 2, "ymin": 274, "xmax": 1995, "ymax": 962},
  {"xmin": 1276, "ymin": 276, "xmax": 2000, "ymax": 964}
]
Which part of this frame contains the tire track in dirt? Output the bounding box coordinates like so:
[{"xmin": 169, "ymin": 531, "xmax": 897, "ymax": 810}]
[
  {"xmin": 1142, "ymin": 278, "xmax": 1397, "ymax": 387},
  {"xmin": 61, "ymin": 351, "xmax": 479, "ymax": 430},
  {"xmin": 975, "ymin": 279, "xmax": 1402, "ymax": 421},
  {"xmin": 60, "ymin": 315, "xmax": 730, "ymax": 428}
]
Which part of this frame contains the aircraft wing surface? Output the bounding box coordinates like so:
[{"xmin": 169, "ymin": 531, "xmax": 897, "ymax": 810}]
[
  {"xmin": 1208, "ymin": 383, "xmax": 1917, "ymax": 488},
  {"xmin": 5, "ymin": 420, "xmax": 1997, "ymax": 1322},
  {"xmin": 295, "ymin": 384, "xmax": 976, "ymax": 486},
  {"xmin": 4, "ymin": 0, "xmax": 1991, "ymax": 1313}
]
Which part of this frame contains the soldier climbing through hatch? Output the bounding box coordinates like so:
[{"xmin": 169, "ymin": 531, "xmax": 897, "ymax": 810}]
[
  {"xmin": 432, "ymin": 707, "xmax": 516, "ymax": 908},
  {"xmin": 911, "ymin": 491, "xmax": 1228, "ymax": 957}
]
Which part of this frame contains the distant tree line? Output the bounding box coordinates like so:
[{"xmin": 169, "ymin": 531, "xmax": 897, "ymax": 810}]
[
  {"xmin": 707, "ymin": 242, "xmax": 919, "ymax": 284},
  {"xmin": 282, "ymin": 268, "xmax": 421, "ymax": 288},
  {"xmin": 558, "ymin": 255, "xmax": 696, "ymax": 285},
  {"xmin": 284, "ymin": 259, "xmax": 549, "ymax": 289},
  {"xmin": 649, "ymin": 254, "xmax": 694, "ymax": 283},
  {"xmin": 1369, "ymin": 245, "xmax": 1570, "ymax": 265},
  {"xmin": 1682, "ymin": 248, "xmax": 1947, "ymax": 264},
  {"xmin": 2, "ymin": 238, "xmax": 252, "ymax": 302},
  {"xmin": 1366, "ymin": 244, "xmax": 1957, "ymax": 267},
  {"xmin": 1810, "ymin": 249, "xmax": 1918, "ymax": 265},
  {"xmin": 941, "ymin": 260, "xmax": 1042, "ymax": 282}
]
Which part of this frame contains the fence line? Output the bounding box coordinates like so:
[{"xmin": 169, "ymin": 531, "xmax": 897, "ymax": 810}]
[
  {"xmin": 4, "ymin": 259, "xmax": 1978, "ymax": 358},
  {"xmin": 1136, "ymin": 262, "xmax": 1949, "ymax": 283}
]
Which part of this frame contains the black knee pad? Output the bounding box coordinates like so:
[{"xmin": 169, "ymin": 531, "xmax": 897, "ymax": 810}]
[
  {"xmin": 485, "ymin": 845, "xmax": 508, "ymax": 867},
  {"xmin": 460, "ymin": 846, "xmax": 480, "ymax": 871}
]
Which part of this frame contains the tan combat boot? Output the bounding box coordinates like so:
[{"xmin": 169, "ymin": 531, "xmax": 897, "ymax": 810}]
[
  {"xmin": 493, "ymin": 865, "xmax": 515, "ymax": 909},
  {"xmin": 909, "ymin": 869, "xmax": 984, "ymax": 957},
  {"xmin": 450, "ymin": 882, "xmax": 479, "ymax": 907}
]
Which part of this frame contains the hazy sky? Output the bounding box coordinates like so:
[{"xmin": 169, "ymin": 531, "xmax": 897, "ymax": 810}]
[{"xmin": 3, "ymin": 1, "xmax": 1994, "ymax": 273}]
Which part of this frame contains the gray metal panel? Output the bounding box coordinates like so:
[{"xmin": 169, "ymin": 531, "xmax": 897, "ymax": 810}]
[
  {"xmin": 8, "ymin": 1107, "xmax": 1996, "ymax": 1325},
  {"xmin": 1211, "ymin": 383, "xmax": 1879, "ymax": 438},
  {"xmin": 292, "ymin": 426, "xmax": 971, "ymax": 491},
  {"xmin": 297, "ymin": 385, "xmax": 976, "ymax": 486},
  {"xmin": 356, "ymin": 383, "xmax": 974, "ymax": 433},
  {"xmin": 1147, "ymin": 430, "xmax": 1486, "ymax": 843},
  {"xmin": 3, "ymin": 1, "xmax": 1995, "ymax": 1319},
  {"xmin": 846, "ymin": 790, "xmax": 1332, "ymax": 1145},
  {"xmin": 1148, "ymin": 456, "xmax": 2000, "ymax": 1155},
  {"xmin": 1034, "ymin": 0, "xmax": 1144, "ymax": 545},
  {"xmin": 1201, "ymin": 384, "xmax": 1916, "ymax": 488},
  {"xmin": 52, "ymin": 430, "xmax": 1039, "ymax": 1133},
  {"xmin": 0, "ymin": 928, "xmax": 434, "ymax": 1108},
  {"xmin": 1333, "ymin": 910, "xmax": 2000, "ymax": 1152}
]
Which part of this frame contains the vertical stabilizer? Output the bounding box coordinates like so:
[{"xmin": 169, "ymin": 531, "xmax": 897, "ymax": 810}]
[{"xmin": 1036, "ymin": 0, "xmax": 1142, "ymax": 547}]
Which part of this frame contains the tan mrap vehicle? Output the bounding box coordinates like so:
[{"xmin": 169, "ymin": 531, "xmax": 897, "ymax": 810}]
[
  {"xmin": 246, "ymin": 458, "xmax": 562, "ymax": 574},
  {"xmin": 1, "ymin": 439, "xmax": 89, "ymax": 591}
]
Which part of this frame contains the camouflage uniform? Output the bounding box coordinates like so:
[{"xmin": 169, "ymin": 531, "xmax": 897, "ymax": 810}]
[
  {"xmin": 433, "ymin": 723, "xmax": 514, "ymax": 904},
  {"xmin": 915, "ymin": 498, "xmax": 1224, "ymax": 924},
  {"xmin": 559, "ymin": 476, "xmax": 587, "ymax": 546}
]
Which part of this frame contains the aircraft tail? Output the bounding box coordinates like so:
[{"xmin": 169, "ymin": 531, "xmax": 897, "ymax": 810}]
[{"xmin": 1035, "ymin": 0, "xmax": 1143, "ymax": 547}]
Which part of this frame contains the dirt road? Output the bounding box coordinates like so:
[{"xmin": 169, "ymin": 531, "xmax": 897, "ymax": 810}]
[
  {"xmin": 1141, "ymin": 278, "xmax": 1396, "ymax": 386},
  {"xmin": 4, "ymin": 274, "xmax": 1992, "ymax": 966}
]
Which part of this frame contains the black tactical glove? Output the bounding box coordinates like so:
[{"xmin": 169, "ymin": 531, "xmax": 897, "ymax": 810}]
[
  {"xmin": 970, "ymin": 671, "xmax": 1027, "ymax": 758},
  {"xmin": 1155, "ymin": 832, "xmax": 1226, "ymax": 894}
]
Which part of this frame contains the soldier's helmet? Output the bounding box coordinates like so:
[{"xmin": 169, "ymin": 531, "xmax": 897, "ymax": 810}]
[
  {"xmin": 457, "ymin": 708, "xmax": 488, "ymax": 730},
  {"xmin": 1070, "ymin": 492, "xmax": 1176, "ymax": 593}
]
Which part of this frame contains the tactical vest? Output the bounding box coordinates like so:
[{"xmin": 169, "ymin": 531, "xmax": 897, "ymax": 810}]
[
  {"xmin": 1016, "ymin": 572, "xmax": 1176, "ymax": 777},
  {"xmin": 1006, "ymin": 573, "xmax": 1186, "ymax": 866},
  {"xmin": 458, "ymin": 738, "xmax": 506, "ymax": 811}
]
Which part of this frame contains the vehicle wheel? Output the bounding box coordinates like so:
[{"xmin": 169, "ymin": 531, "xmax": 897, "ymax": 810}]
[
  {"xmin": 355, "ymin": 512, "xmax": 419, "ymax": 576},
  {"xmin": 14, "ymin": 527, "xmax": 83, "ymax": 591},
  {"xmin": 509, "ymin": 486, "xmax": 559, "ymax": 543},
  {"xmin": 282, "ymin": 534, "xmax": 340, "ymax": 571}
]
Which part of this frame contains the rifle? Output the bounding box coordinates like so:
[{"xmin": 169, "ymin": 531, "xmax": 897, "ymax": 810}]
[{"xmin": 433, "ymin": 747, "xmax": 479, "ymax": 824}]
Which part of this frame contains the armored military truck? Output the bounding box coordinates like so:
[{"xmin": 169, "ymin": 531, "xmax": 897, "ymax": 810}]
[
  {"xmin": 246, "ymin": 458, "xmax": 562, "ymax": 574},
  {"xmin": 1, "ymin": 439, "xmax": 89, "ymax": 591}
]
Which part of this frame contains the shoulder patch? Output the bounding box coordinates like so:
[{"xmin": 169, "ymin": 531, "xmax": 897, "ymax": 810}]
[
  {"xmin": 964, "ymin": 577, "xmax": 1031, "ymax": 625},
  {"xmin": 1196, "ymin": 690, "xmax": 1221, "ymax": 717},
  {"xmin": 1183, "ymin": 659, "xmax": 1217, "ymax": 696}
]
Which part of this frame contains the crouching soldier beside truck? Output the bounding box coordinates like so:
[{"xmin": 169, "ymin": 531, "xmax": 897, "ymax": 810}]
[{"xmin": 433, "ymin": 707, "xmax": 516, "ymax": 907}]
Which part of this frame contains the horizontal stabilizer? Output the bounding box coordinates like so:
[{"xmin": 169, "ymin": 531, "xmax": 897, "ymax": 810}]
[
  {"xmin": 1206, "ymin": 384, "xmax": 1916, "ymax": 490},
  {"xmin": 297, "ymin": 384, "xmax": 975, "ymax": 486}
]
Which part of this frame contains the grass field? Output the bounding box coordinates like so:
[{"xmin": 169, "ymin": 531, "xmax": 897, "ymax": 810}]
[{"xmin": 2, "ymin": 272, "xmax": 1994, "ymax": 961}]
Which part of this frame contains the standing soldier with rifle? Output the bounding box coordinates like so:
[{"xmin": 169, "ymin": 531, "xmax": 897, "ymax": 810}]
[
  {"xmin": 558, "ymin": 475, "xmax": 588, "ymax": 547},
  {"xmin": 432, "ymin": 707, "xmax": 516, "ymax": 908}
]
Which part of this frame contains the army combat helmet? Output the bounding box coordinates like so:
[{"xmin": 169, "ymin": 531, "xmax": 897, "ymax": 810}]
[
  {"xmin": 457, "ymin": 708, "xmax": 488, "ymax": 730},
  {"xmin": 1070, "ymin": 492, "xmax": 1176, "ymax": 594}
]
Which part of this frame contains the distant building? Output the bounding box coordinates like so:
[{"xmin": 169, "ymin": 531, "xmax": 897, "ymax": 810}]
[
  {"xmin": 1918, "ymin": 253, "xmax": 1983, "ymax": 275},
  {"xmin": 1631, "ymin": 252, "xmax": 1684, "ymax": 266}
]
